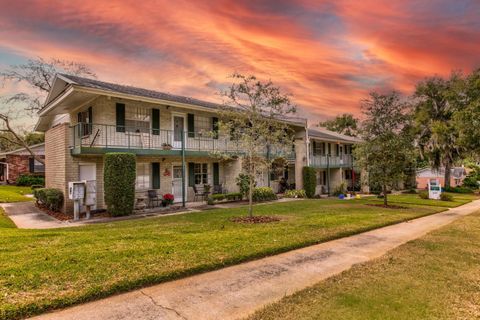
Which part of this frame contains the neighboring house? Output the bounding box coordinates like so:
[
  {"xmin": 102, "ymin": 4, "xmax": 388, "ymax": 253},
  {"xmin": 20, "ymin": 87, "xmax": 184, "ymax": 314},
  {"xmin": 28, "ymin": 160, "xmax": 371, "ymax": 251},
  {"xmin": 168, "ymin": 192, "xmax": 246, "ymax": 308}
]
[
  {"xmin": 0, "ymin": 143, "xmax": 45, "ymax": 184},
  {"xmin": 416, "ymin": 167, "xmax": 467, "ymax": 189},
  {"xmin": 35, "ymin": 74, "xmax": 361, "ymax": 214},
  {"xmin": 308, "ymin": 128, "xmax": 361, "ymax": 194}
]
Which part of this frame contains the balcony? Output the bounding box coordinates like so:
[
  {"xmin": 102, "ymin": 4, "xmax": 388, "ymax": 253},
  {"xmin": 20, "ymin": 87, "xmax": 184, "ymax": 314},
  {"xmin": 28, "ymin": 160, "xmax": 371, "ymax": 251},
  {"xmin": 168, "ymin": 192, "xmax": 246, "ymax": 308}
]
[
  {"xmin": 310, "ymin": 154, "xmax": 353, "ymax": 169},
  {"xmin": 70, "ymin": 123, "xmax": 295, "ymax": 160}
]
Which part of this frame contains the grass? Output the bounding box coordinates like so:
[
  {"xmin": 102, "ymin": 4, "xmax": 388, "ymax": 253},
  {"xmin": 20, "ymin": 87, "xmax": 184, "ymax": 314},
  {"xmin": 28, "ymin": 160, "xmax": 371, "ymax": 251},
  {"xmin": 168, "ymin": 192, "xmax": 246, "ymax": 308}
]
[
  {"xmin": 248, "ymin": 210, "xmax": 480, "ymax": 320},
  {"xmin": 364, "ymin": 192, "xmax": 478, "ymax": 208},
  {"xmin": 0, "ymin": 197, "xmax": 450, "ymax": 319},
  {"xmin": 0, "ymin": 186, "xmax": 33, "ymax": 203}
]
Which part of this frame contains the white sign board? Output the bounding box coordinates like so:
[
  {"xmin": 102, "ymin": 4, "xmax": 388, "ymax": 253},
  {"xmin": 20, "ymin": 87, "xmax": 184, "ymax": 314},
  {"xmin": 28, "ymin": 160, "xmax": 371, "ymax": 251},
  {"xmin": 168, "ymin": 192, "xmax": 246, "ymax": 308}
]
[{"xmin": 428, "ymin": 179, "xmax": 442, "ymax": 200}]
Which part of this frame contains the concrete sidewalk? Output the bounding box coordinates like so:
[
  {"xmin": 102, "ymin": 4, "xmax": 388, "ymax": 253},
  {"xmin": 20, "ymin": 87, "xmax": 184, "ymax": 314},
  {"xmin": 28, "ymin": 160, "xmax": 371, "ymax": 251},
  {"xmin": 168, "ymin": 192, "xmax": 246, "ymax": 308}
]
[
  {"xmin": 31, "ymin": 199, "xmax": 480, "ymax": 320},
  {"xmin": 1, "ymin": 202, "xmax": 67, "ymax": 229}
]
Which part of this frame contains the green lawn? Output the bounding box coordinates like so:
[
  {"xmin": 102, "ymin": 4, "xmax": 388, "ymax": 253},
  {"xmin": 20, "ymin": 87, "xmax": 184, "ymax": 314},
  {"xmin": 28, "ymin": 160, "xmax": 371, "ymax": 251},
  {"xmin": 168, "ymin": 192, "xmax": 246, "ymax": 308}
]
[
  {"xmin": 0, "ymin": 186, "xmax": 33, "ymax": 203},
  {"xmin": 364, "ymin": 192, "xmax": 478, "ymax": 207},
  {"xmin": 248, "ymin": 210, "xmax": 480, "ymax": 320},
  {"xmin": 0, "ymin": 198, "xmax": 449, "ymax": 320}
]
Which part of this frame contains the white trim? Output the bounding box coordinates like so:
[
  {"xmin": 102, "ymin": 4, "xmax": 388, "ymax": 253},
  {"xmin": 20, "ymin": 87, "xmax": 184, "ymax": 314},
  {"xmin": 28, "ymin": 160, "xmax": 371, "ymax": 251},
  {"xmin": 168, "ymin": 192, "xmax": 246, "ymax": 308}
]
[
  {"xmin": 171, "ymin": 163, "xmax": 187, "ymax": 203},
  {"xmin": 171, "ymin": 112, "xmax": 186, "ymax": 148},
  {"xmin": 0, "ymin": 143, "xmax": 45, "ymax": 157}
]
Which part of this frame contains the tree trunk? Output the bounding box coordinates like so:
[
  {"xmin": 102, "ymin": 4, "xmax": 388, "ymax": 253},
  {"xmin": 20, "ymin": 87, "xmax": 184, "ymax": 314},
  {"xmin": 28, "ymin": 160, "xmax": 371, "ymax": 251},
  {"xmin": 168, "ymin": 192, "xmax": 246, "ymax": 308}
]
[
  {"xmin": 444, "ymin": 160, "xmax": 452, "ymax": 189},
  {"xmin": 248, "ymin": 176, "xmax": 253, "ymax": 217},
  {"xmin": 383, "ymin": 184, "xmax": 388, "ymax": 207}
]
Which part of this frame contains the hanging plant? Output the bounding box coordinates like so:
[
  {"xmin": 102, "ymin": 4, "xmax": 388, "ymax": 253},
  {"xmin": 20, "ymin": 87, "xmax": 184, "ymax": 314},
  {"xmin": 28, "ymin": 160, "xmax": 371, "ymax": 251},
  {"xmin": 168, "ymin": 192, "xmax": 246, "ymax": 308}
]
[{"xmin": 271, "ymin": 156, "xmax": 287, "ymax": 175}]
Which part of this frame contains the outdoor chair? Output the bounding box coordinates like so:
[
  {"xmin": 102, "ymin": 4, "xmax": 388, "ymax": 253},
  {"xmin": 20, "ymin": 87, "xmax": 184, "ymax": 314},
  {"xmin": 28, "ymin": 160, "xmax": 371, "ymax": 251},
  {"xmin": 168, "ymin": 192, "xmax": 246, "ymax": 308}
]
[
  {"xmin": 147, "ymin": 189, "xmax": 161, "ymax": 208},
  {"xmin": 193, "ymin": 185, "xmax": 209, "ymax": 202},
  {"xmin": 213, "ymin": 184, "xmax": 224, "ymax": 194}
]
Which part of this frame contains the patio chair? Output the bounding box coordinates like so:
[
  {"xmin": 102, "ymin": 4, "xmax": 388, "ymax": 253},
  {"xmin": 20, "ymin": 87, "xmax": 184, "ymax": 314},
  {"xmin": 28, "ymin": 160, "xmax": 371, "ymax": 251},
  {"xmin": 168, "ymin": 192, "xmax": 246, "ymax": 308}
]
[
  {"xmin": 147, "ymin": 189, "xmax": 161, "ymax": 208},
  {"xmin": 193, "ymin": 185, "xmax": 208, "ymax": 202},
  {"xmin": 213, "ymin": 184, "xmax": 224, "ymax": 194}
]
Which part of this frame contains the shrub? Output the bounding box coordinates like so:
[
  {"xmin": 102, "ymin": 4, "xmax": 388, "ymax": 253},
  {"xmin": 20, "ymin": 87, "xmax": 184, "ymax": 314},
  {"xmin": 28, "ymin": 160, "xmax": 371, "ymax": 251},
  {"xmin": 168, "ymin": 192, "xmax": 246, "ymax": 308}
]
[
  {"xmin": 302, "ymin": 166, "xmax": 316, "ymax": 198},
  {"xmin": 332, "ymin": 182, "xmax": 347, "ymax": 196},
  {"xmin": 443, "ymin": 186, "xmax": 473, "ymax": 194},
  {"xmin": 207, "ymin": 192, "xmax": 243, "ymax": 205},
  {"xmin": 31, "ymin": 184, "xmax": 43, "ymax": 190},
  {"xmin": 16, "ymin": 175, "xmax": 45, "ymax": 186},
  {"xmin": 402, "ymin": 188, "xmax": 417, "ymax": 194},
  {"xmin": 463, "ymin": 170, "xmax": 480, "ymax": 189},
  {"xmin": 418, "ymin": 191, "xmax": 429, "ymax": 199},
  {"xmin": 226, "ymin": 192, "xmax": 242, "ymax": 201},
  {"xmin": 236, "ymin": 173, "xmax": 253, "ymax": 198},
  {"xmin": 252, "ymin": 187, "xmax": 277, "ymax": 202},
  {"xmin": 34, "ymin": 188, "xmax": 64, "ymax": 211},
  {"xmin": 104, "ymin": 153, "xmax": 136, "ymax": 216},
  {"xmin": 284, "ymin": 189, "xmax": 306, "ymax": 198},
  {"xmin": 210, "ymin": 194, "xmax": 225, "ymax": 201},
  {"xmin": 440, "ymin": 193, "xmax": 453, "ymax": 201}
]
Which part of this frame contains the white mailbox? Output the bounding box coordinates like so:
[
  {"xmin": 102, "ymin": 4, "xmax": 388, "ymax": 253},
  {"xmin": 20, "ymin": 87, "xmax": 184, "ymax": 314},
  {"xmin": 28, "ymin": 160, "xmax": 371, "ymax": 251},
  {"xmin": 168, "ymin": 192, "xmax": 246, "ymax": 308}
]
[
  {"xmin": 68, "ymin": 181, "xmax": 85, "ymax": 200},
  {"xmin": 428, "ymin": 179, "xmax": 442, "ymax": 200}
]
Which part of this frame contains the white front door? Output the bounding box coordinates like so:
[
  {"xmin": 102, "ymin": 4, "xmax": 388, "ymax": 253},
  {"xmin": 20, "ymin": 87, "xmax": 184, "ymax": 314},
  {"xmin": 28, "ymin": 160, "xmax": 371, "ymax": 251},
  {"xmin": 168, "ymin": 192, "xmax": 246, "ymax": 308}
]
[
  {"xmin": 79, "ymin": 163, "xmax": 96, "ymax": 211},
  {"xmin": 172, "ymin": 165, "xmax": 184, "ymax": 203},
  {"xmin": 172, "ymin": 115, "xmax": 185, "ymax": 149}
]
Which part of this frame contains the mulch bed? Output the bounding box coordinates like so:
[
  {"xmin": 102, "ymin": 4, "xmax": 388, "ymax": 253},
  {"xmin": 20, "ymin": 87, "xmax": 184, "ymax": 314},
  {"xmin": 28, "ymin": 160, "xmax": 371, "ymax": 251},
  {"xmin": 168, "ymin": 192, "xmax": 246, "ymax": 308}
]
[
  {"xmin": 365, "ymin": 203, "xmax": 408, "ymax": 209},
  {"xmin": 35, "ymin": 203, "xmax": 71, "ymax": 221},
  {"xmin": 230, "ymin": 216, "xmax": 281, "ymax": 224}
]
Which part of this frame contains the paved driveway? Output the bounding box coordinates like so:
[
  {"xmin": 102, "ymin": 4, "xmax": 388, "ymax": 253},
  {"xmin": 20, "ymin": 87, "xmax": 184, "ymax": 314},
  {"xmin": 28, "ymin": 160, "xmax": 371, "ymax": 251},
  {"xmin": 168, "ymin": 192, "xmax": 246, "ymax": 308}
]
[{"xmin": 30, "ymin": 199, "xmax": 480, "ymax": 320}]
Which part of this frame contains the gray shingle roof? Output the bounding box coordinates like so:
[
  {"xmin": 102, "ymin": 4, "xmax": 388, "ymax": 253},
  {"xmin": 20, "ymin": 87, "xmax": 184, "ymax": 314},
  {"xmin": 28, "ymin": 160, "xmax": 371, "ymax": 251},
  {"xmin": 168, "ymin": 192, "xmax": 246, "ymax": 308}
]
[
  {"xmin": 308, "ymin": 127, "xmax": 361, "ymax": 143},
  {"xmin": 55, "ymin": 74, "xmax": 307, "ymax": 126},
  {"xmin": 59, "ymin": 73, "xmax": 223, "ymax": 110}
]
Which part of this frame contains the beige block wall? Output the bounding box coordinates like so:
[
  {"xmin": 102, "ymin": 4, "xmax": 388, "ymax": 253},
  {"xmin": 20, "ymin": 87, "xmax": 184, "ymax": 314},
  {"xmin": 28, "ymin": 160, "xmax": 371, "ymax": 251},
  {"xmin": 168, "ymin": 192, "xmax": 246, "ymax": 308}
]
[
  {"xmin": 45, "ymin": 123, "xmax": 106, "ymax": 214},
  {"xmin": 294, "ymin": 137, "xmax": 307, "ymax": 189}
]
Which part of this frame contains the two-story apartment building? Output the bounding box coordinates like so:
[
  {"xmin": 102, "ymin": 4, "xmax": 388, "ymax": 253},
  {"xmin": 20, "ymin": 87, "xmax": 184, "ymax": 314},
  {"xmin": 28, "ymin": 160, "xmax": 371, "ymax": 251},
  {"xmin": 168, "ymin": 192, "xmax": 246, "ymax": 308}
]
[
  {"xmin": 307, "ymin": 128, "xmax": 361, "ymax": 194},
  {"xmin": 35, "ymin": 74, "xmax": 362, "ymax": 214}
]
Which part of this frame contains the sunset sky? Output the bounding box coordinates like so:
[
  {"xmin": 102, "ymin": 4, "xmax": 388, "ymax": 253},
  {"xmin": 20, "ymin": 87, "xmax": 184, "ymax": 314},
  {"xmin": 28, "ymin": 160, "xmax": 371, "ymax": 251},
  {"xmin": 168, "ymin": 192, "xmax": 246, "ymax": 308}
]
[{"xmin": 1, "ymin": 0, "xmax": 479, "ymax": 126}]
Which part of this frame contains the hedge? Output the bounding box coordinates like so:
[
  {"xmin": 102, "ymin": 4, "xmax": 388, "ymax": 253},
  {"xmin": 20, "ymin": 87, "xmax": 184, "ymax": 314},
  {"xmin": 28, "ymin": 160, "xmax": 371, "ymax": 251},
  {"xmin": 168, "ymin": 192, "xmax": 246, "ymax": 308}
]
[
  {"xmin": 284, "ymin": 189, "xmax": 306, "ymax": 198},
  {"xmin": 207, "ymin": 192, "xmax": 243, "ymax": 205},
  {"xmin": 104, "ymin": 153, "xmax": 136, "ymax": 216},
  {"xmin": 302, "ymin": 166, "xmax": 316, "ymax": 198},
  {"xmin": 16, "ymin": 175, "xmax": 45, "ymax": 187},
  {"xmin": 252, "ymin": 187, "xmax": 277, "ymax": 202},
  {"xmin": 33, "ymin": 188, "xmax": 64, "ymax": 211}
]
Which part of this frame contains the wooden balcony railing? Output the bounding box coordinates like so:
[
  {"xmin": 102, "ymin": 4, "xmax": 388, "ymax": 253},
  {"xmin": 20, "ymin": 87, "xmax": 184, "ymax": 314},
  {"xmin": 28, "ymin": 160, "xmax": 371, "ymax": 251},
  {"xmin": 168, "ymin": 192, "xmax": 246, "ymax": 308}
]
[{"xmin": 310, "ymin": 154, "xmax": 353, "ymax": 168}]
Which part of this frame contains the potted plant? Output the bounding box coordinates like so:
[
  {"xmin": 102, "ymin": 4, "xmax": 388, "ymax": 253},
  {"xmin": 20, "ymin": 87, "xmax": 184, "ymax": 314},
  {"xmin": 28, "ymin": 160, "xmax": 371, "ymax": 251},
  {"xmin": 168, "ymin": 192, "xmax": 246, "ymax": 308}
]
[
  {"xmin": 204, "ymin": 184, "xmax": 211, "ymax": 193},
  {"xmin": 162, "ymin": 143, "xmax": 173, "ymax": 150},
  {"xmin": 162, "ymin": 193, "xmax": 174, "ymax": 207}
]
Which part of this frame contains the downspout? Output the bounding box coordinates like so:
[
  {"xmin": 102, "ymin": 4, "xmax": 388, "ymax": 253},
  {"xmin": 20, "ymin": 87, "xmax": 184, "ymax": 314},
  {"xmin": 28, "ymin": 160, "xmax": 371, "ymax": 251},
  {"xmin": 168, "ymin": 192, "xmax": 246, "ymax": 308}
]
[
  {"xmin": 304, "ymin": 119, "xmax": 310, "ymax": 167},
  {"xmin": 181, "ymin": 131, "xmax": 186, "ymax": 207}
]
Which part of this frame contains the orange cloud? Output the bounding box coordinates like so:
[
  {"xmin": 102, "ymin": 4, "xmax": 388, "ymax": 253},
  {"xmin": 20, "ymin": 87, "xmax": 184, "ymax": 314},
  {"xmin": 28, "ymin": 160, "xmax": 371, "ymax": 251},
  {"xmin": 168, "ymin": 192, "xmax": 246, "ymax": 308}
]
[{"xmin": 0, "ymin": 0, "xmax": 479, "ymax": 124}]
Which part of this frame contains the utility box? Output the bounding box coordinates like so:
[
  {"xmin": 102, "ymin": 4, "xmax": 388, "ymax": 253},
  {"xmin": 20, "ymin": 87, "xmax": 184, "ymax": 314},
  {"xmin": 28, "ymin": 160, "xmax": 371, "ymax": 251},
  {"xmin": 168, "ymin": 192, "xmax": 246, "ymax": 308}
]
[
  {"xmin": 428, "ymin": 179, "xmax": 442, "ymax": 200},
  {"xmin": 84, "ymin": 180, "xmax": 97, "ymax": 206},
  {"xmin": 68, "ymin": 181, "xmax": 85, "ymax": 200}
]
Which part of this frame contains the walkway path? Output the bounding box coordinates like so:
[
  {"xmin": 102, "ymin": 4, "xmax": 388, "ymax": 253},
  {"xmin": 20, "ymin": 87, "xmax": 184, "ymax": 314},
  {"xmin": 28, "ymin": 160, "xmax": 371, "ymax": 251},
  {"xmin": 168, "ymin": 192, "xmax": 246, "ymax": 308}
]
[
  {"xmin": 0, "ymin": 202, "xmax": 67, "ymax": 229},
  {"xmin": 31, "ymin": 199, "xmax": 480, "ymax": 320}
]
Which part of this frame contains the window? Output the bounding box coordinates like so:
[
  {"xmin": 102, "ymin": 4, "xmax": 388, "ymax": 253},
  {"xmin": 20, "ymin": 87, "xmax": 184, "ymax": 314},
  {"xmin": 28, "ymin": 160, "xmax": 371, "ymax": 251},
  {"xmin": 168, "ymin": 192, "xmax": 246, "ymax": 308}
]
[
  {"xmin": 77, "ymin": 109, "xmax": 91, "ymax": 135},
  {"xmin": 125, "ymin": 106, "xmax": 150, "ymax": 133},
  {"xmin": 136, "ymin": 163, "xmax": 150, "ymax": 190},
  {"xmin": 194, "ymin": 163, "xmax": 208, "ymax": 184},
  {"xmin": 345, "ymin": 169, "xmax": 353, "ymax": 180},
  {"xmin": 312, "ymin": 141, "xmax": 324, "ymax": 156},
  {"xmin": 29, "ymin": 158, "xmax": 45, "ymax": 173},
  {"xmin": 195, "ymin": 116, "xmax": 211, "ymax": 137}
]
